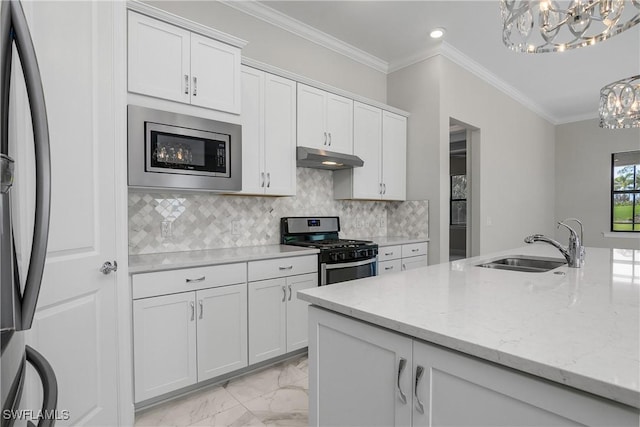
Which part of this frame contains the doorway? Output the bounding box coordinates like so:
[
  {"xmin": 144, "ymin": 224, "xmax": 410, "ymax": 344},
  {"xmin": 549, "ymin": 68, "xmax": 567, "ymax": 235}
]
[{"xmin": 449, "ymin": 122, "xmax": 467, "ymax": 261}]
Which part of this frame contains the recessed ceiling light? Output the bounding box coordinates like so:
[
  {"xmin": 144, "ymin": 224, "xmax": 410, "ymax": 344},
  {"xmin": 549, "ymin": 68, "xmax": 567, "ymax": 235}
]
[{"xmin": 430, "ymin": 27, "xmax": 446, "ymax": 39}]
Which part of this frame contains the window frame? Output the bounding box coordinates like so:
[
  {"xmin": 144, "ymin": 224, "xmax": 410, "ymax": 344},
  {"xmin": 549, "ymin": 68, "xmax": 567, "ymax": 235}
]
[
  {"xmin": 450, "ymin": 174, "xmax": 467, "ymax": 226},
  {"xmin": 611, "ymin": 151, "xmax": 640, "ymax": 233}
]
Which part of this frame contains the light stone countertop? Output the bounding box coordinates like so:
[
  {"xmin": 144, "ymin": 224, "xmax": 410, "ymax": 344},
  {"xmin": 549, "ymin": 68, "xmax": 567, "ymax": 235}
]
[
  {"xmin": 352, "ymin": 236, "xmax": 429, "ymax": 246},
  {"xmin": 129, "ymin": 245, "xmax": 319, "ymax": 274},
  {"xmin": 298, "ymin": 245, "xmax": 640, "ymax": 408}
]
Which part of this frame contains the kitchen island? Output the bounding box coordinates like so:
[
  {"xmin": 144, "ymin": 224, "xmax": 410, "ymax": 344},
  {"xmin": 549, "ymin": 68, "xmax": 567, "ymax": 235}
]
[{"xmin": 298, "ymin": 245, "xmax": 639, "ymax": 426}]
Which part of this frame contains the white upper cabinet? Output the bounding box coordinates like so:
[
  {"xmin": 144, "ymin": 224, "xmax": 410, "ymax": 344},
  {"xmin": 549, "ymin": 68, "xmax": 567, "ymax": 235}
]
[
  {"xmin": 240, "ymin": 66, "xmax": 296, "ymax": 196},
  {"xmin": 128, "ymin": 11, "xmax": 241, "ymax": 114},
  {"xmin": 297, "ymin": 83, "xmax": 353, "ymax": 154},
  {"xmin": 334, "ymin": 102, "xmax": 407, "ymax": 201}
]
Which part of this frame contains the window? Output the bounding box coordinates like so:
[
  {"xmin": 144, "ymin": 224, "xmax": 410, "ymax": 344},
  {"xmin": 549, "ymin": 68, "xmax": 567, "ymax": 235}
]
[
  {"xmin": 450, "ymin": 174, "xmax": 467, "ymax": 225},
  {"xmin": 611, "ymin": 150, "xmax": 640, "ymax": 232}
]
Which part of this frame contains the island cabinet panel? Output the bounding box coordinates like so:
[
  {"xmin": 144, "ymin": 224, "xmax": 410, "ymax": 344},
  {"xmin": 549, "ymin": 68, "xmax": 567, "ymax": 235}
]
[
  {"xmin": 309, "ymin": 306, "xmax": 640, "ymax": 427},
  {"xmin": 309, "ymin": 306, "xmax": 413, "ymax": 427}
]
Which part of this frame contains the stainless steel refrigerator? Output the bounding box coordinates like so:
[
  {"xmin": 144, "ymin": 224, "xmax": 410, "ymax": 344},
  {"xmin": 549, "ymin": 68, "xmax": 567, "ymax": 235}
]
[{"xmin": 1, "ymin": 1, "xmax": 58, "ymax": 426}]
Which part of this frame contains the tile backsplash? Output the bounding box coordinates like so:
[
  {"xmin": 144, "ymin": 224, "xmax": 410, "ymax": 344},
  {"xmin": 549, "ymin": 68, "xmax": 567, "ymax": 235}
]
[{"xmin": 128, "ymin": 168, "xmax": 428, "ymax": 255}]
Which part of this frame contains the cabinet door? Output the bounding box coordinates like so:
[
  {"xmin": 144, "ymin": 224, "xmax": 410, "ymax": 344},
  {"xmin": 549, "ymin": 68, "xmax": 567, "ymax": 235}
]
[
  {"xmin": 352, "ymin": 102, "xmax": 382, "ymax": 199},
  {"xmin": 128, "ymin": 11, "xmax": 190, "ymax": 104},
  {"xmin": 264, "ymin": 74, "xmax": 296, "ymax": 196},
  {"xmin": 297, "ymin": 84, "xmax": 327, "ymax": 150},
  {"xmin": 248, "ymin": 278, "xmax": 287, "ymax": 364},
  {"xmin": 133, "ymin": 292, "xmax": 197, "ymax": 402},
  {"xmin": 379, "ymin": 259, "xmax": 402, "ymax": 275},
  {"xmin": 381, "ymin": 111, "xmax": 407, "ymax": 201},
  {"xmin": 286, "ymin": 273, "xmax": 317, "ymax": 351},
  {"xmin": 196, "ymin": 284, "xmax": 248, "ymax": 382},
  {"xmin": 308, "ymin": 306, "xmax": 412, "ymax": 427},
  {"xmin": 402, "ymin": 255, "xmax": 428, "ymax": 271},
  {"xmin": 240, "ymin": 66, "xmax": 265, "ymax": 194},
  {"xmin": 190, "ymin": 33, "xmax": 241, "ymax": 113},
  {"xmin": 412, "ymin": 340, "xmax": 638, "ymax": 427},
  {"xmin": 326, "ymin": 93, "xmax": 354, "ymax": 154}
]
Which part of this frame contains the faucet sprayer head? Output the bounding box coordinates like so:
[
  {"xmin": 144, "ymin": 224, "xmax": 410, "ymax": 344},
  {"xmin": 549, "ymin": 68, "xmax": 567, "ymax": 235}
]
[{"xmin": 524, "ymin": 234, "xmax": 541, "ymax": 244}]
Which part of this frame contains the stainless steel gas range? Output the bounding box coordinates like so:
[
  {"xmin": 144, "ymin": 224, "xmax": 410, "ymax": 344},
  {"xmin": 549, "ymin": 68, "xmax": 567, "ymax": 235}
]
[{"xmin": 281, "ymin": 216, "xmax": 378, "ymax": 286}]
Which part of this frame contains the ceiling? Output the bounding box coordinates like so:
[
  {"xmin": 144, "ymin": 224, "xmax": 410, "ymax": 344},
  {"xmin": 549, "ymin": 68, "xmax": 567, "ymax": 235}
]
[{"xmin": 250, "ymin": 1, "xmax": 639, "ymax": 124}]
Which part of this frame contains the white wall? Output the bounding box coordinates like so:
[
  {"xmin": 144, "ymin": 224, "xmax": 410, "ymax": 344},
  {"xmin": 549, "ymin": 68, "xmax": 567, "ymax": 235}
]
[
  {"xmin": 555, "ymin": 119, "xmax": 640, "ymax": 250},
  {"xmin": 388, "ymin": 56, "xmax": 557, "ymax": 263},
  {"xmin": 144, "ymin": 1, "xmax": 387, "ymax": 102}
]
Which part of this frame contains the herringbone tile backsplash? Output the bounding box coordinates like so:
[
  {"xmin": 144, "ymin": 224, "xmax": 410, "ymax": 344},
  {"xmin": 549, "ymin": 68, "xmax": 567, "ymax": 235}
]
[{"xmin": 128, "ymin": 168, "xmax": 428, "ymax": 255}]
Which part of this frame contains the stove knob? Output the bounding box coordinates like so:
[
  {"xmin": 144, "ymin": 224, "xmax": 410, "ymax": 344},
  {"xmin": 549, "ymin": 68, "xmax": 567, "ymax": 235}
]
[
  {"xmin": 338, "ymin": 253, "xmax": 347, "ymax": 261},
  {"xmin": 350, "ymin": 251, "xmax": 358, "ymax": 259},
  {"xmin": 329, "ymin": 253, "xmax": 338, "ymax": 262}
]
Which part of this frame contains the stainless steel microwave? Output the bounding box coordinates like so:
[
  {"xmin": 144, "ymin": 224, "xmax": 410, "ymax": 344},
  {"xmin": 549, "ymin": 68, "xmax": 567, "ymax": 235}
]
[{"xmin": 127, "ymin": 105, "xmax": 242, "ymax": 191}]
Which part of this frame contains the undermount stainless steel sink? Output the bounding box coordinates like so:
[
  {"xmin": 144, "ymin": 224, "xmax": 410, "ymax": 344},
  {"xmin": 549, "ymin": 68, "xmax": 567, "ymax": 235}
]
[{"xmin": 477, "ymin": 255, "xmax": 567, "ymax": 273}]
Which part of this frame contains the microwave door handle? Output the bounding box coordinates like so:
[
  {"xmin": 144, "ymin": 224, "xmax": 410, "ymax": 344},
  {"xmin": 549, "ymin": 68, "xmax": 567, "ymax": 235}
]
[
  {"xmin": 11, "ymin": 0, "xmax": 52, "ymax": 331},
  {"xmin": 25, "ymin": 345, "xmax": 58, "ymax": 427}
]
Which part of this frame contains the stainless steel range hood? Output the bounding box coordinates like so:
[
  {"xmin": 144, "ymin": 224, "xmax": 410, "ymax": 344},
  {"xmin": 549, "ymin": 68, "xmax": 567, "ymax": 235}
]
[{"xmin": 296, "ymin": 147, "xmax": 364, "ymax": 170}]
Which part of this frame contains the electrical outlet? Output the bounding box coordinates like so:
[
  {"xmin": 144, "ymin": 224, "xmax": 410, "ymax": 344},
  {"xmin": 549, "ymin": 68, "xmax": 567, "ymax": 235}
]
[
  {"xmin": 379, "ymin": 217, "xmax": 385, "ymax": 228},
  {"xmin": 231, "ymin": 220, "xmax": 241, "ymax": 235}
]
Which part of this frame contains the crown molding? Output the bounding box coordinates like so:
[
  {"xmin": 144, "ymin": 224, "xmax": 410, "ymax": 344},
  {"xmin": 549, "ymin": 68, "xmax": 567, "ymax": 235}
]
[
  {"xmin": 388, "ymin": 45, "xmax": 441, "ymax": 74},
  {"xmin": 222, "ymin": 0, "xmax": 389, "ymax": 73},
  {"xmin": 555, "ymin": 111, "xmax": 599, "ymax": 125},
  {"xmin": 128, "ymin": 0, "xmax": 247, "ymax": 48},
  {"xmin": 439, "ymin": 42, "xmax": 558, "ymax": 125}
]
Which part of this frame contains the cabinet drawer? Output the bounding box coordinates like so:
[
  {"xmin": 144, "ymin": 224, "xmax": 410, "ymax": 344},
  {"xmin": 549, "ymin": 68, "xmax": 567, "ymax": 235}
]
[
  {"xmin": 378, "ymin": 259, "xmax": 402, "ymax": 275},
  {"xmin": 132, "ymin": 263, "xmax": 247, "ymax": 300},
  {"xmin": 248, "ymin": 255, "xmax": 317, "ymax": 282},
  {"xmin": 378, "ymin": 245, "xmax": 402, "ymax": 262},
  {"xmin": 402, "ymin": 242, "xmax": 428, "ymax": 258},
  {"xmin": 402, "ymin": 255, "xmax": 428, "ymax": 271}
]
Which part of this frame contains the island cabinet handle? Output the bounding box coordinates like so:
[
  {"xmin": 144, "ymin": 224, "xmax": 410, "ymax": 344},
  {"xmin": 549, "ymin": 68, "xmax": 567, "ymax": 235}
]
[
  {"xmin": 385, "ymin": 251, "xmax": 394, "ymax": 256},
  {"xmin": 397, "ymin": 357, "xmax": 408, "ymax": 404},
  {"xmin": 415, "ymin": 365, "xmax": 425, "ymax": 414},
  {"xmin": 282, "ymin": 286, "xmax": 286, "ymax": 302},
  {"xmin": 279, "ymin": 265, "xmax": 293, "ymax": 271},
  {"xmin": 190, "ymin": 301, "xmax": 195, "ymax": 321},
  {"xmin": 412, "ymin": 248, "xmax": 420, "ymax": 253},
  {"xmin": 385, "ymin": 266, "xmax": 394, "ymax": 271},
  {"xmin": 288, "ymin": 285, "xmax": 292, "ymax": 301},
  {"xmin": 186, "ymin": 276, "xmax": 205, "ymax": 283}
]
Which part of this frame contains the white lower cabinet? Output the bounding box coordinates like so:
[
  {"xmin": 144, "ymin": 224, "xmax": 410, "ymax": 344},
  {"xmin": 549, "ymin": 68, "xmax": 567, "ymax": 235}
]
[
  {"xmin": 378, "ymin": 242, "xmax": 428, "ymax": 275},
  {"xmin": 309, "ymin": 306, "xmax": 639, "ymax": 427},
  {"xmin": 248, "ymin": 272, "xmax": 317, "ymax": 364}
]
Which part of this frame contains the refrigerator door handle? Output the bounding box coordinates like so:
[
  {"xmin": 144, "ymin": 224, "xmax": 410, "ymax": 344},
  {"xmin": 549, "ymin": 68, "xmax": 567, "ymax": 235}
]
[
  {"xmin": 9, "ymin": 0, "xmax": 51, "ymax": 331},
  {"xmin": 25, "ymin": 345, "xmax": 58, "ymax": 427}
]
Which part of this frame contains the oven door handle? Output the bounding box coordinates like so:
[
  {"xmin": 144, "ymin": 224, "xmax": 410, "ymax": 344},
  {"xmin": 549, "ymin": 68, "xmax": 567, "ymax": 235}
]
[{"xmin": 324, "ymin": 258, "xmax": 377, "ymax": 270}]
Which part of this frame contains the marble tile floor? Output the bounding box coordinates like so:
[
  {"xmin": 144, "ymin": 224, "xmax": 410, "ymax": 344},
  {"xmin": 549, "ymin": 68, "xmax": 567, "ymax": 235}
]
[{"xmin": 135, "ymin": 355, "xmax": 309, "ymax": 427}]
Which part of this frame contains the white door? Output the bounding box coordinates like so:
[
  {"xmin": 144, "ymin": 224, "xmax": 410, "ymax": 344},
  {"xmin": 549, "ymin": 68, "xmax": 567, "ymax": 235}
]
[
  {"xmin": 297, "ymin": 83, "xmax": 327, "ymax": 150},
  {"xmin": 264, "ymin": 73, "xmax": 296, "ymax": 196},
  {"xmin": 352, "ymin": 102, "xmax": 382, "ymax": 199},
  {"xmin": 285, "ymin": 273, "xmax": 317, "ymax": 351},
  {"xmin": 308, "ymin": 306, "xmax": 412, "ymax": 427},
  {"xmin": 325, "ymin": 93, "xmax": 354, "ymax": 154},
  {"xmin": 196, "ymin": 284, "xmax": 248, "ymax": 382},
  {"xmin": 10, "ymin": 2, "xmax": 122, "ymax": 425},
  {"xmin": 381, "ymin": 111, "xmax": 407, "ymax": 201},
  {"xmin": 190, "ymin": 33, "xmax": 241, "ymax": 114},
  {"xmin": 127, "ymin": 10, "xmax": 190, "ymax": 104},
  {"xmin": 133, "ymin": 292, "xmax": 198, "ymax": 402},
  {"xmin": 240, "ymin": 66, "xmax": 265, "ymax": 194},
  {"xmin": 248, "ymin": 278, "xmax": 286, "ymax": 364}
]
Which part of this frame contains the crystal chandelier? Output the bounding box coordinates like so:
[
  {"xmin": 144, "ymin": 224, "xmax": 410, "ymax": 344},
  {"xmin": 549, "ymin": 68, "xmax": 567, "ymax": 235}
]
[
  {"xmin": 501, "ymin": 0, "xmax": 640, "ymax": 53},
  {"xmin": 599, "ymin": 75, "xmax": 640, "ymax": 129}
]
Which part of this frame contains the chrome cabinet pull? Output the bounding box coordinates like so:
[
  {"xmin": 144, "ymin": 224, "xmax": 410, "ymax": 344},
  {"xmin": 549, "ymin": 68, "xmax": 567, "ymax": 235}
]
[
  {"xmin": 100, "ymin": 260, "xmax": 118, "ymax": 275},
  {"xmin": 412, "ymin": 248, "xmax": 419, "ymax": 252},
  {"xmin": 402, "ymin": 264, "xmax": 407, "ymax": 271},
  {"xmin": 193, "ymin": 76, "xmax": 197, "ymax": 96},
  {"xmin": 279, "ymin": 265, "xmax": 293, "ymax": 270},
  {"xmin": 323, "ymin": 132, "xmax": 327, "ymax": 145},
  {"xmin": 199, "ymin": 300, "xmax": 203, "ymax": 319},
  {"xmin": 384, "ymin": 252, "xmax": 394, "ymax": 256},
  {"xmin": 415, "ymin": 365, "xmax": 425, "ymax": 414},
  {"xmin": 186, "ymin": 276, "xmax": 205, "ymax": 283},
  {"xmin": 267, "ymin": 172, "xmax": 271, "ymax": 188},
  {"xmin": 190, "ymin": 301, "xmax": 195, "ymax": 321},
  {"xmin": 282, "ymin": 286, "xmax": 286, "ymax": 302},
  {"xmin": 328, "ymin": 132, "xmax": 332, "ymax": 146},
  {"xmin": 288, "ymin": 285, "xmax": 292, "ymax": 301},
  {"xmin": 379, "ymin": 183, "xmax": 383, "ymax": 195},
  {"xmin": 383, "ymin": 183, "xmax": 387, "ymax": 195},
  {"xmin": 184, "ymin": 74, "xmax": 189, "ymax": 94},
  {"xmin": 397, "ymin": 357, "xmax": 407, "ymax": 404},
  {"xmin": 385, "ymin": 266, "xmax": 394, "ymax": 271},
  {"xmin": 261, "ymin": 172, "xmax": 265, "ymax": 187}
]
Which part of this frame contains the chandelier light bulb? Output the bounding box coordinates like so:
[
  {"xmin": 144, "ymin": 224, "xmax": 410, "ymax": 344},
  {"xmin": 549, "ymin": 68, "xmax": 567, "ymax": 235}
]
[{"xmin": 501, "ymin": 0, "xmax": 640, "ymax": 53}]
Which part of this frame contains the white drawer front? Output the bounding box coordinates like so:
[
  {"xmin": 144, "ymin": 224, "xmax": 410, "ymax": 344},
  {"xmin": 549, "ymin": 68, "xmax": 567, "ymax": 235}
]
[
  {"xmin": 378, "ymin": 259, "xmax": 402, "ymax": 275},
  {"xmin": 378, "ymin": 245, "xmax": 402, "ymax": 262},
  {"xmin": 402, "ymin": 255, "xmax": 428, "ymax": 271},
  {"xmin": 402, "ymin": 242, "xmax": 428, "ymax": 258},
  {"xmin": 132, "ymin": 263, "xmax": 247, "ymax": 299},
  {"xmin": 248, "ymin": 255, "xmax": 317, "ymax": 282}
]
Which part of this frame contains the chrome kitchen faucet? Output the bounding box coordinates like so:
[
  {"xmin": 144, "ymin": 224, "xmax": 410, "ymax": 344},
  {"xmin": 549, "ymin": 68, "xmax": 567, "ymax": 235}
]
[{"xmin": 524, "ymin": 218, "xmax": 585, "ymax": 268}]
